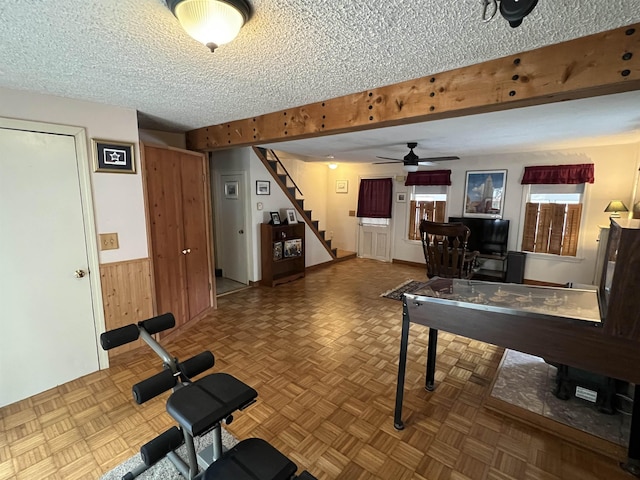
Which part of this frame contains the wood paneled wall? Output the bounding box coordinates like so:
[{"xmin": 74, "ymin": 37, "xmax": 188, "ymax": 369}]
[{"xmin": 100, "ymin": 258, "xmax": 154, "ymax": 358}]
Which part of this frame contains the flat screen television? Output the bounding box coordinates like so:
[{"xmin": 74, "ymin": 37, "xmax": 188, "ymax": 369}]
[{"xmin": 448, "ymin": 217, "xmax": 510, "ymax": 256}]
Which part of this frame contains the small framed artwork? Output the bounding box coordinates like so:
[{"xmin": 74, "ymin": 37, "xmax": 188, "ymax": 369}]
[
  {"xmin": 256, "ymin": 180, "xmax": 270, "ymax": 195},
  {"xmin": 270, "ymin": 211, "xmax": 281, "ymax": 225},
  {"xmin": 286, "ymin": 209, "xmax": 298, "ymax": 224},
  {"xmin": 224, "ymin": 181, "xmax": 239, "ymax": 199},
  {"xmin": 273, "ymin": 241, "xmax": 283, "ymax": 261},
  {"xmin": 335, "ymin": 180, "xmax": 349, "ymax": 193},
  {"xmin": 93, "ymin": 139, "xmax": 136, "ymax": 173},
  {"xmin": 284, "ymin": 238, "xmax": 302, "ymax": 257},
  {"xmin": 396, "ymin": 192, "xmax": 407, "ymax": 203},
  {"xmin": 463, "ymin": 170, "xmax": 507, "ymax": 218}
]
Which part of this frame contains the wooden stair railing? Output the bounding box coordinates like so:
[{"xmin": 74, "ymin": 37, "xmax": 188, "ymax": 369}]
[{"xmin": 253, "ymin": 147, "xmax": 337, "ymax": 259}]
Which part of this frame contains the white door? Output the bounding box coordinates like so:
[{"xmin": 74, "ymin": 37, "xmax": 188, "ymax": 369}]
[
  {"xmin": 0, "ymin": 127, "xmax": 100, "ymax": 407},
  {"xmin": 358, "ymin": 220, "xmax": 392, "ymax": 262},
  {"xmin": 217, "ymin": 173, "xmax": 248, "ymax": 284}
]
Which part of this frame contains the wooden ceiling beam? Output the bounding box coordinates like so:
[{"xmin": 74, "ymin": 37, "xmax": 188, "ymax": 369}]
[{"xmin": 186, "ymin": 23, "xmax": 639, "ymax": 152}]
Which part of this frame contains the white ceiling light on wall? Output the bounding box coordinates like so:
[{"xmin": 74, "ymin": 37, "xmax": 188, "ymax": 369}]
[{"xmin": 167, "ymin": 0, "xmax": 252, "ymax": 52}]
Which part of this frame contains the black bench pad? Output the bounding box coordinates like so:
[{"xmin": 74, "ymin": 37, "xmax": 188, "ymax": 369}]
[
  {"xmin": 204, "ymin": 438, "xmax": 297, "ymax": 480},
  {"xmin": 166, "ymin": 373, "xmax": 257, "ymax": 437}
]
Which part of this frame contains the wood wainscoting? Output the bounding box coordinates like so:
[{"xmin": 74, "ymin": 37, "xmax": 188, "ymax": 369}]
[{"xmin": 100, "ymin": 258, "xmax": 154, "ymax": 359}]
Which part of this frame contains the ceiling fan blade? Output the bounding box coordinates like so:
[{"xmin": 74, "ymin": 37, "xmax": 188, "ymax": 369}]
[
  {"xmin": 416, "ymin": 156, "xmax": 460, "ymax": 162},
  {"xmin": 375, "ymin": 156, "xmax": 403, "ymax": 162},
  {"xmin": 373, "ymin": 160, "xmax": 404, "ymax": 164},
  {"xmin": 417, "ymin": 161, "xmax": 436, "ymax": 166}
]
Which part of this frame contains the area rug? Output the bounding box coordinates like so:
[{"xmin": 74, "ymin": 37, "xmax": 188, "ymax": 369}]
[
  {"xmin": 380, "ymin": 279, "xmax": 430, "ymax": 301},
  {"xmin": 100, "ymin": 428, "xmax": 238, "ymax": 480}
]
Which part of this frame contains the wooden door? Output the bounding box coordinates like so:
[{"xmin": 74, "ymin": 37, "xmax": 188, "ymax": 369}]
[
  {"xmin": 180, "ymin": 151, "xmax": 213, "ymax": 319},
  {"xmin": 144, "ymin": 144, "xmax": 213, "ymax": 328},
  {"xmin": 144, "ymin": 145, "xmax": 189, "ymax": 326}
]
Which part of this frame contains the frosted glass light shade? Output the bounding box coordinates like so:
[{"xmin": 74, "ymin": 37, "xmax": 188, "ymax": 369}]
[
  {"xmin": 403, "ymin": 164, "xmax": 419, "ymax": 173},
  {"xmin": 170, "ymin": 0, "xmax": 250, "ymax": 51}
]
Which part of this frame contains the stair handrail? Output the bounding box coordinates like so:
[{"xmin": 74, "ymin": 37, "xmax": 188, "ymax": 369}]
[{"xmin": 267, "ymin": 149, "xmax": 304, "ymax": 198}]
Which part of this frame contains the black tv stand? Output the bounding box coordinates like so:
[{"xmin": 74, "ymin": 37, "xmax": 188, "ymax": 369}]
[{"xmin": 473, "ymin": 253, "xmax": 507, "ymax": 282}]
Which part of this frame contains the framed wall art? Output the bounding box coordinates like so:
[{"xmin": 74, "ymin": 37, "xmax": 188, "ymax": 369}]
[
  {"xmin": 256, "ymin": 180, "xmax": 270, "ymax": 195},
  {"xmin": 224, "ymin": 180, "xmax": 239, "ymax": 199},
  {"xmin": 93, "ymin": 139, "xmax": 136, "ymax": 173},
  {"xmin": 463, "ymin": 170, "xmax": 507, "ymax": 218},
  {"xmin": 335, "ymin": 180, "xmax": 349, "ymax": 193},
  {"xmin": 396, "ymin": 192, "xmax": 407, "ymax": 203}
]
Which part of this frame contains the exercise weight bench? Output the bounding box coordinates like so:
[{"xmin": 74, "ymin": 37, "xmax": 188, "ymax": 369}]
[{"xmin": 101, "ymin": 313, "xmax": 316, "ymax": 480}]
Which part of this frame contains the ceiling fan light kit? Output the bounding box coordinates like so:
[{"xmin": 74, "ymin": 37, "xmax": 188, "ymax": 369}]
[{"xmin": 167, "ymin": 0, "xmax": 252, "ymax": 52}]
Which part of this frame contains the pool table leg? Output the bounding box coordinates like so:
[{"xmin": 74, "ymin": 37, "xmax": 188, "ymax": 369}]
[{"xmin": 425, "ymin": 328, "xmax": 438, "ymax": 391}]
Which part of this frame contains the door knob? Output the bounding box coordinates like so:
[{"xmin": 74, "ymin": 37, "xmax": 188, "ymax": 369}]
[
  {"xmin": 239, "ymin": 230, "xmax": 244, "ymax": 234},
  {"xmin": 74, "ymin": 269, "xmax": 86, "ymax": 278},
  {"xmin": 182, "ymin": 248, "xmax": 192, "ymax": 254}
]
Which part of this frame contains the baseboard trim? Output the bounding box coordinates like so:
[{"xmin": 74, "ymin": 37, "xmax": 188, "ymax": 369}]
[{"xmin": 391, "ymin": 258, "xmax": 425, "ymax": 269}]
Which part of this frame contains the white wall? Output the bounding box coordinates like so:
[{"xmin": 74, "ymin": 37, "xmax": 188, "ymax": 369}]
[
  {"xmin": 0, "ymin": 87, "xmax": 147, "ymax": 263},
  {"xmin": 324, "ymin": 142, "xmax": 640, "ymax": 285}
]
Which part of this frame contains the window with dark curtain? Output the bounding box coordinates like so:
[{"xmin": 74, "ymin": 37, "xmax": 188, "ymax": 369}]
[
  {"xmin": 356, "ymin": 178, "xmax": 393, "ymax": 218},
  {"xmin": 405, "ymin": 170, "xmax": 452, "ymax": 186},
  {"xmin": 521, "ymin": 164, "xmax": 594, "ymax": 185}
]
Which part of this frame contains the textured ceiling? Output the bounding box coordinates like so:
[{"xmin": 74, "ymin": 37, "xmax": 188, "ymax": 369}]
[{"xmin": 0, "ymin": 1, "xmax": 639, "ymax": 157}]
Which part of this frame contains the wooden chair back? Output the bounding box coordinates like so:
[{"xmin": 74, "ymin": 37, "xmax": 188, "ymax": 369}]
[{"xmin": 419, "ymin": 220, "xmax": 477, "ymax": 279}]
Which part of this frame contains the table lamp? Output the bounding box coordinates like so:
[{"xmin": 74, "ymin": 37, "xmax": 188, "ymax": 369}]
[{"xmin": 604, "ymin": 200, "xmax": 629, "ymax": 218}]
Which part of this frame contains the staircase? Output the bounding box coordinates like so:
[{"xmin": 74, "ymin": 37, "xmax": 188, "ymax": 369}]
[{"xmin": 253, "ymin": 147, "xmax": 339, "ymax": 260}]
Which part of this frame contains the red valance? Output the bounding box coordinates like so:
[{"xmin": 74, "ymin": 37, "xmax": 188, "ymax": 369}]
[
  {"xmin": 521, "ymin": 164, "xmax": 595, "ymax": 185},
  {"xmin": 356, "ymin": 178, "xmax": 393, "ymax": 218},
  {"xmin": 405, "ymin": 170, "xmax": 451, "ymax": 186}
]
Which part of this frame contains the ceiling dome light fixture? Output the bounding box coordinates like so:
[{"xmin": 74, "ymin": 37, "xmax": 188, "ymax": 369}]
[{"xmin": 167, "ymin": 0, "xmax": 252, "ymax": 52}]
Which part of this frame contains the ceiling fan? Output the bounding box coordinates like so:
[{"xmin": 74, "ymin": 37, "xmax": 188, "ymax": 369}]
[{"xmin": 374, "ymin": 142, "xmax": 460, "ymax": 169}]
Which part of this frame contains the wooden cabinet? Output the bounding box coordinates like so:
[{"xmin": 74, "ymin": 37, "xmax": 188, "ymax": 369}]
[
  {"xmin": 143, "ymin": 144, "xmax": 214, "ymax": 329},
  {"xmin": 261, "ymin": 223, "xmax": 305, "ymax": 287}
]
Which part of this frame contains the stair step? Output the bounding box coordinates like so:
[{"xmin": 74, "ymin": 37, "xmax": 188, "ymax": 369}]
[
  {"xmin": 312, "ymin": 220, "xmax": 319, "ymax": 230},
  {"xmin": 325, "ymin": 239, "xmax": 332, "ymax": 249},
  {"xmin": 288, "ymin": 187, "xmax": 296, "ymax": 198},
  {"xmin": 278, "ymin": 174, "xmax": 288, "ymax": 185},
  {"xmin": 331, "ymin": 248, "xmax": 338, "ymax": 257},
  {"xmin": 296, "ymin": 199, "xmax": 304, "ymax": 209},
  {"xmin": 318, "ymin": 230, "xmax": 325, "ymax": 239},
  {"xmin": 267, "ymin": 160, "xmax": 278, "ymax": 172},
  {"xmin": 303, "ymin": 210, "xmax": 312, "ymax": 219}
]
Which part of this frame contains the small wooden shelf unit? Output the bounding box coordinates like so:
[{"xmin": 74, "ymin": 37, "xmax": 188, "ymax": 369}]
[{"xmin": 260, "ymin": 223, "xmax": 305, "ymax": 287}]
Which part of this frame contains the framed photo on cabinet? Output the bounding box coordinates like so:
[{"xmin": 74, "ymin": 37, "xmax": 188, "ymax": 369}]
[
  {"xmin": 284, "ymin": 238, "xmax": 302, "ymax": 258},
  {"xmin": 286, "ymin": 209, "xmax": 298, "ymax": 224},
  {"xmin": 270, "ymin": 211, "xmax": 281, "ymax": 225}
]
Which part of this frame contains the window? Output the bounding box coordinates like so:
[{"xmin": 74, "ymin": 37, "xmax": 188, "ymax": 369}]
[
  {"xmin": 521, "ymin": 184, "xmax": 584, "ymax": 256},
  {"xmin": 408, "ymin": 185, "xmax": 447, "ymax": 240}
]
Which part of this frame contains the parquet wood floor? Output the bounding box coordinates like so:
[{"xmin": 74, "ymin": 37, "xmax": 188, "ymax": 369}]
[{"xmin": 0, "ymin": 259, "xmax": 631, "ymax": 479}]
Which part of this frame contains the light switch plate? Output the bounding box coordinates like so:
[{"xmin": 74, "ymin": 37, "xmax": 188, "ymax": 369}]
[{"xmin": 99, "ymin": 233, "xmax": 119, "ymax": 250}]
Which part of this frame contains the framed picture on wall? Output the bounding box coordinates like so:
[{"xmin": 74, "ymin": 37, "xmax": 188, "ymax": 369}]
[
  {"xmin": 93, "ymin": 139, "xmax": 136, "ymax": 173},
  {"xmin": 224, "ymin": 180, "xmax": 239, "ymax": 199},
  {"xmin": 463, "ymin": 170, "xmax": 507, "ymax": 218},
  {"xmin": 335, "ymin": 180, "xmax": 349, "ymax": 193},
  {"xmin": 396, "ymin": 192, "xmax": 407, "ymax": 203},
  {"xmin": 256, "ymin": 180, "xmax": 270, "ymax": 195}
]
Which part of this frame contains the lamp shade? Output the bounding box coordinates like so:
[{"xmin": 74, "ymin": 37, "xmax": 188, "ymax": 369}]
[
  {"xmin": 168, "ymin": 0, "xmax": 251, "ymax": 51},
  {"xmin": 604, "ymin": 200, "xmax": 629, "ymax": 217},
  {"xmin": 403, "ymin": 164, "xmax": 419, "ymax": 173}
]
